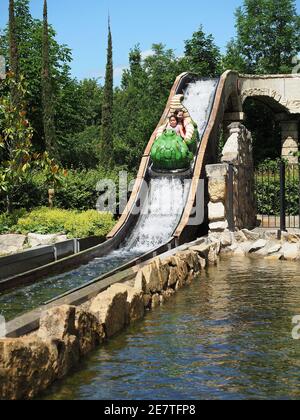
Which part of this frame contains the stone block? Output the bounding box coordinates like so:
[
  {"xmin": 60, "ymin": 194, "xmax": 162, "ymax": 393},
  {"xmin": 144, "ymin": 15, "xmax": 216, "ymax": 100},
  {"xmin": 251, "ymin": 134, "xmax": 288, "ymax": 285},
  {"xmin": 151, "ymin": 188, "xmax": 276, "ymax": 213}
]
[
  {"xmin": 27, "ymin": 233, "xmax": 67, "ymax": 248},
  {"xmin": 0, "ymin": 337, "xmax": 57, "ymax": 400},
  {"xmin": 208, "ymin": 202, "xmax": 225, "ymax": 222},
  {"xmin": 89, "ymin": 285, "xmax": 128, "ymax": 338},
  {"xmin": 241, "ymin": 229, "xmax": 260, "ymax": 241},
  {"xmin": 281, "ymin": 243, "xmax": 300, "ymax": 261},
  {"xmin": 0, "ymin": 234, "xmax": 26, "ymax": 254},
  {"xmin": 209, "ymin": 221, "xmax": 229, "ymax": 232},
  {"xmin": 75, "ymin": 309, "xmax": 105, "ymax": 356},
  {"xmin": 111, "ymin": 284, "xmax": 145, "ymax": 324},
  {"xmin": 206, "ymin": 163, "xmax": 228, "ymax": 178},
  {"xmin": 248, "ymin": 240, "xmax": 267, "ymax": 253},
  {"xmin": 208, "ymin": 178, "xmax": 226, "ymax": 202},
  {"xmin": 37, "ymin": 305, "xmax": 77, "ymax": 341}
]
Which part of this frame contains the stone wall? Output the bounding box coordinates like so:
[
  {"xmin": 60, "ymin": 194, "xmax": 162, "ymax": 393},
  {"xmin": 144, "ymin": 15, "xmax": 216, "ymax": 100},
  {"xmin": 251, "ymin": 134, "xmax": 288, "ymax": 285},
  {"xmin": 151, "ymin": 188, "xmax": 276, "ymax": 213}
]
[
  {"xmin": 210, "ymin": 228, "xmax": 300, "ymax": 261},
  {"xmin": 0, "ymin": 233, "xmax": 68, "ymax": 257},
  {"xmin": 239, "ymin": 74, "xmax": 300, "ymax": 115},
  {"xmin": 0, "ymin": 238, "xmax": 222, "ymax": 400},
  {"xmin": 206, "ymin": 122, "xmax": 256, "ymax": 233}
]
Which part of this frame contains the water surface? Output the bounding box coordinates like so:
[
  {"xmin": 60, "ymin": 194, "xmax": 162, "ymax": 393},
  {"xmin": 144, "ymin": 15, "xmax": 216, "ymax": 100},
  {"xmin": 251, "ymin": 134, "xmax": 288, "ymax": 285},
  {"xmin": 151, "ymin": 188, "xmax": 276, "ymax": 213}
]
[{"xmin": 43, "ymin": 257, "xmax": 300, "ymax": 400}]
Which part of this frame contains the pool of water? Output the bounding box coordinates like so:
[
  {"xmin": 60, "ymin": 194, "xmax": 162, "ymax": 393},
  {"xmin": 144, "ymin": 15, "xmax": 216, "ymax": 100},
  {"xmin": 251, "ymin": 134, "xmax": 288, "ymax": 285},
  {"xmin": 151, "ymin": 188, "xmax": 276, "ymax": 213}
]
[{"xmin": 42, "ymin": 257, "xmax": 300, "ymax": 400}]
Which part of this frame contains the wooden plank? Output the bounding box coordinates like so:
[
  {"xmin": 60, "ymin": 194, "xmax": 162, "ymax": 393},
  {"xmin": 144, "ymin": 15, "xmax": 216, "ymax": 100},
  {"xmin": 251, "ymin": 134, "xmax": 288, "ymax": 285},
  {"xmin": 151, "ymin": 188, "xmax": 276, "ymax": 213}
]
[{"xmin": 174, "ymin": 71, "xmax": 239, "ymax": 239}]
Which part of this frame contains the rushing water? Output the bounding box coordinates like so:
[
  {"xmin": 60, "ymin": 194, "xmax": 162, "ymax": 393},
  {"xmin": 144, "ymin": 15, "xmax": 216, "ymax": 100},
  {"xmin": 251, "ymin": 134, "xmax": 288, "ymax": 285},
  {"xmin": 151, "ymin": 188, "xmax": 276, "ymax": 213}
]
[
  {"xmin": 183, "ymin": 79, "xmax": 219, "ymax": 138},
  {"xmin": 125, "ymin": 177, "xmax": 190, "ymax": 253},
  {"xmin": 43, "ymin": 257, "xmax": 300, "ymax": 400}
]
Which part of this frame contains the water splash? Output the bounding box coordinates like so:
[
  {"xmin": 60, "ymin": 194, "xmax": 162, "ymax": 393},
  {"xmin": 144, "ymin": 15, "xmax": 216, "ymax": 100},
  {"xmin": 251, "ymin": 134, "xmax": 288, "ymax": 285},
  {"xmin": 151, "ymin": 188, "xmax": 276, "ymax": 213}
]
[
  {"xmin": 183, "ymin": 79, "xmax": 219, "ymax": 138},
  {"xmin": 125, "ymin": 177, "xmax": 190, "ymax": 253}
]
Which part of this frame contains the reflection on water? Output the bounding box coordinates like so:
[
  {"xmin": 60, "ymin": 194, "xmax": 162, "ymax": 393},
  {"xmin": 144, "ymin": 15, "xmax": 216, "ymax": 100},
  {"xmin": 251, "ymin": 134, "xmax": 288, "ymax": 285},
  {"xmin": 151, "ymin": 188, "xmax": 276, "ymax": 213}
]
[{"xmin": 43, "ymin": 257, "xmax": 300, "ymax": 400}]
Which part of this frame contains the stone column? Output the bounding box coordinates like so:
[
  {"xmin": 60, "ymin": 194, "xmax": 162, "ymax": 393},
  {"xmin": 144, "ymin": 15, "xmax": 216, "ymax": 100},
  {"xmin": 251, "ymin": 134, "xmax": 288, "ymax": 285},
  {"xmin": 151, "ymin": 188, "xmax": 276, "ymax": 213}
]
[
  {"xmin": 280, "ymin": 120, "xmax": 299, "ymax": 164},
  {"xmin": 206, "ymin": 164, "xmax": 228, "ymax": 233},
  {"xmin": 223, "ymin": 112, "xmax": 245, "ymax": 143}
]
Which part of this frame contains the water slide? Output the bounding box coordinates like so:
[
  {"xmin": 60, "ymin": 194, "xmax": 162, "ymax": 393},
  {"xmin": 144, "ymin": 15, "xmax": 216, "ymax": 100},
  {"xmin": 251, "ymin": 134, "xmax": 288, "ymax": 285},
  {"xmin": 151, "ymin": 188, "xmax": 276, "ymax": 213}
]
[{"xmin": 0, "ymin": 71, "xmax": 240, "ymax": 323}]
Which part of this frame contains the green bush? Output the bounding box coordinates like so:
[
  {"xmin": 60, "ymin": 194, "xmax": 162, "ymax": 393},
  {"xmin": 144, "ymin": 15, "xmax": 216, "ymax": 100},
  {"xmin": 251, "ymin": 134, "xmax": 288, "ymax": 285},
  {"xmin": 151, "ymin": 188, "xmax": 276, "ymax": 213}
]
[
  {"xmin": 14, "ymin": 207, "xmax": 115, "ymax": 238},
  {"xmin": 255, "ymin": 160, "xmax": 300, "ymax": 216},
  {"xmin": 0, "ymin": 167, "xmax": 134, "ymax": 213},
  {"xmin": 59, "ymin": 126, "xmax": 102, "ymax": 169},
  {"xmin": 0, "ymin": 209, "xmax": 27, "ymax": 235},
  {"xmin": 63, "ymin": 210, "xmax": 115, "ymax": 238}
]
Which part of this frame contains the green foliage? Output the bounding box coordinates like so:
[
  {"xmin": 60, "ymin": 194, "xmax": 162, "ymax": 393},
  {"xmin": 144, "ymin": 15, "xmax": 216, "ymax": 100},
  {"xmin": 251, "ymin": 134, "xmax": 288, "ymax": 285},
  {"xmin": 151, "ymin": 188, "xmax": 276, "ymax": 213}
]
[
  {"xmin": 0, "ymin": 74, "xmax": 66, "ymax": 211},
  {"xmin": 63, "ymin": 210, "xmax": 115, "ymax": 238},
  {"xmin": 0, "ymin": 167, "xmax": 134, "ymax": 213},
  {"xmin": 182, "ymin": 26, "xmax": 222, "ymax": 77},
  {"xmin": 256, "ymin": 177, "xmax": 300, "ymax": 216},
  {"xmin": 0, "ymin": 73, "xmax": 34, "ymax": 211},
  {"xmin": 0, "ymin": 0, "xmax": 73, "ymax": 151},
  {"xmin": 59, "ymin": 126, "xmax": 101, "ymax": 169},
  {"xmin": 255, "ymin": 160, "xmax": 300, "ymax": 215},
  {"xmin": 0, "ymin": 208, "xmax": 26, "ymax": 234},
  {"xmin": 221, "ymin": 39, "xmax": 248, "ymax": 73},
  {"xmin": 223, "ymin": 0, "xmax": 300, "ymax": 74},
  {"xmin": 14, "ymin": 207, "xmax": 115, "ymax": 238},
  {"xmin": 9, "ymin": 0, "xmax": 20, "ymax": 107},
  {"xmin": 42, "ymin": 0, "xmax": 56, "ymax": 157}
]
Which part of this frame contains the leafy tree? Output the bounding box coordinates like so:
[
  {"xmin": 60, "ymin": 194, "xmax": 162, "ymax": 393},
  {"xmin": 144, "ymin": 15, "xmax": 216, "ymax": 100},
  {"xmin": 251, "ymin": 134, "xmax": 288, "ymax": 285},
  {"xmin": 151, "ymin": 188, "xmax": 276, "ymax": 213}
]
[
  {"xmin": 0, "ymin": 0, "xmax": 73, "ymax": 151},
  {"xmin": 8, "ymin": 0, "xmax": 20, "ymax": 107},
  {"xmin": 182, "ymin": 26, "xmax": 222, "ymax": 76},
  {"xmin": 59, "ymin": 126, "xmax": 101, "ymax": 169},
  {"xmin": 0, "ymin": 74, "xmax": 65, "ymax": 212},
  {"xmin": 221, "ymin": 39, "xmax": 248, "ymax": 73},
  {"xmin": 42, "ymin": 0, "xmax": 57, "ymax": 158},
  {"xmin": 0, "ymin": 73, "xmax": 34, "ymax": 212},
  {"xmin": 101, "ymin": 19, "xmax": 113, "ymax": 166},
  {"xmin": 113, "ymin": 44, "xmax": 183, "ymax": 169},
  {"xmin": 224, "ymin": 0, "xmax": 300, "ymax": 74},
  {"xmin": 56, "ymin": 78, "xmax": 103, "ymax": 160}
]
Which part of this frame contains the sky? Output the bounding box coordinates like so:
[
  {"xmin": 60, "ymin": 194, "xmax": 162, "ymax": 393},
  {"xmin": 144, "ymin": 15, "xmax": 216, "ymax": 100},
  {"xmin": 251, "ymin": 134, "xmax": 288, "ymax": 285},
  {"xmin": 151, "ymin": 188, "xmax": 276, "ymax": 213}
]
[{"xmin": 0, "ymin": 0, "xmax": 300, "ymax": 85}]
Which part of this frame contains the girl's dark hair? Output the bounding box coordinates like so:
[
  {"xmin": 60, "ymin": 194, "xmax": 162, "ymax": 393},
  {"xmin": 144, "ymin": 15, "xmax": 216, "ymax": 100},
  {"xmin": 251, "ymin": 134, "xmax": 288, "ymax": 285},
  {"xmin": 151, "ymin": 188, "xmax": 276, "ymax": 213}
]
[
  {"xmin": 174, "ymin": 109, "xmax": 183, "ymax": 116},
  {"xmin": 169, "ymin": 114, "xmax": 179, "ymax": 123}
]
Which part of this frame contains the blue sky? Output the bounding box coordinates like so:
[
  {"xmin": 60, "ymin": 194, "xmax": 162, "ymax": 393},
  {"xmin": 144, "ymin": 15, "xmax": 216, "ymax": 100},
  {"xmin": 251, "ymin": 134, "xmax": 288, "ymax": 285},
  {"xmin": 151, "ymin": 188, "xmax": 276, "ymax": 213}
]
[{"xmin": 0, "ymin": 0, "xmax": 299, "ymax": 84}]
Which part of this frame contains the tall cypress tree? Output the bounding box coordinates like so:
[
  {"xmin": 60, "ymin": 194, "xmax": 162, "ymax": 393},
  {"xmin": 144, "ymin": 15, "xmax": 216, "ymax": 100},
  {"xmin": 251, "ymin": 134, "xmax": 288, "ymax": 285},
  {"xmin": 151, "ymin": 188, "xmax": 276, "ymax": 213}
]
[
  {"xmin": 42, "ymin": 0, "xmax": 56, "ymax": 157},
  {"xmin": 101, "ymin": 18, "xmax": 113, "ymax": 166},
  {"xmin": 9, "ymin": 0, "xmax": 19, "ymax": 106}
]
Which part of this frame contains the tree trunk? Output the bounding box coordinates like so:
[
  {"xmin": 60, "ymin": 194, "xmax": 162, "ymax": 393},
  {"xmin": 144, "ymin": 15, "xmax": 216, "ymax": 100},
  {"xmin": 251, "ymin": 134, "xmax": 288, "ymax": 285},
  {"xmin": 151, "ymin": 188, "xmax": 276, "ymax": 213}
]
[
  {"xmin": 6, "ymin": 194, "xmax": 12, "ymax": 214},
  {"xmin": 48, "ymin": 188, "xmax": 55, "ymax": 208}
]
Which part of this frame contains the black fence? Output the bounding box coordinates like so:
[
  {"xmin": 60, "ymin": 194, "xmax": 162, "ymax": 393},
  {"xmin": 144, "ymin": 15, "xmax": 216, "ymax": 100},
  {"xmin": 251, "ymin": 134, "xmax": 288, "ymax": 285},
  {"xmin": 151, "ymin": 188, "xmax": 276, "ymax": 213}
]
[{"xmin": 255, "ymin": 161, "xmax": 300, "ymax": 230}]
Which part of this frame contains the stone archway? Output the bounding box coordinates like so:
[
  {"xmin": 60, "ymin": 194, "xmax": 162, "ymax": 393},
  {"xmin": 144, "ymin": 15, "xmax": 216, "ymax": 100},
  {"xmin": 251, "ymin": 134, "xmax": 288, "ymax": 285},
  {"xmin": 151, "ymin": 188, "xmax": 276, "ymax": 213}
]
[{"xmin": 239, "ymin": 74, "xmax": 300, "ymax": 163}]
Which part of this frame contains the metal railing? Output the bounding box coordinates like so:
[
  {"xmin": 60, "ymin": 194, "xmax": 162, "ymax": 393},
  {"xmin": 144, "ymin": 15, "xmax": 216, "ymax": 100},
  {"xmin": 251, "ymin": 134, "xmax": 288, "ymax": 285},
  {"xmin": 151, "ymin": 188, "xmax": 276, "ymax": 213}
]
[{"xmin": 255, "ymin": 161, "xmax": 300, "ymax": 231}]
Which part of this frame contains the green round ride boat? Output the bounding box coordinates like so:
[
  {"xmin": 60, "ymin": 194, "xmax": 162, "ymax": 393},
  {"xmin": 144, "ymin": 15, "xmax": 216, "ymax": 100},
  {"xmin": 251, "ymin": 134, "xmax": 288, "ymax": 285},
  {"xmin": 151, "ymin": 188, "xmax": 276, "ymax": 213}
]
[{"xmin": 150, "ymin": 125, "xmax": 198, "ymax": 173}]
